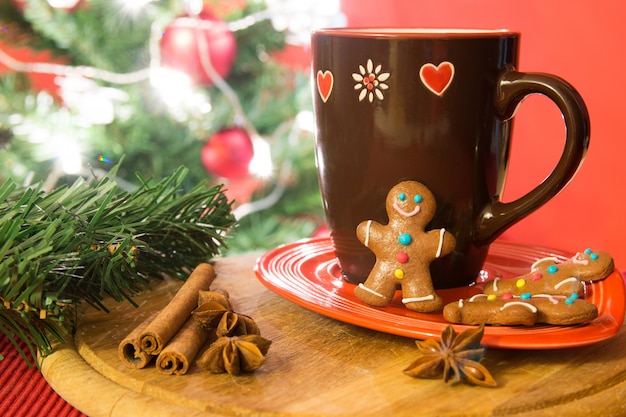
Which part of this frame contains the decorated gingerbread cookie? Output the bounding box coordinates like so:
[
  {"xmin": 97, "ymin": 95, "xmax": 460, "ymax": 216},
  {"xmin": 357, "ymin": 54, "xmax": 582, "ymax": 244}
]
[
  {"xmin": 443, "ymin": 293, "xmax": 598, "ymax": 326},
  {"xmin": 443, "ymin": 248, "xmax": 613, "ymax": 326},
  {"xmin": 443, "ymin": 294, "xmax": 538, "ymax": 326},
  {"xmin": 482, "ymin": 248, "xmax": 614, "ymax": 298},
  {"xmin": 354, "ymin": 181, "xmax": 456, "ymax": 312}
]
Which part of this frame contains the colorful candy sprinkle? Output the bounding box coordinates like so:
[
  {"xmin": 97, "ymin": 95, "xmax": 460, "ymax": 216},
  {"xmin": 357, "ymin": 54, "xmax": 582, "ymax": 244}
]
[
  {"xmin": 565, "ymin": 293, "xmax": 579, "ymax": 305},
  {"xmin": 394, "ymin": 269, "xmax": 405, "ymax": 279},
  {"xmin": 531, "ymin": 272, "xmax": 542, "ymax": 281},
  {"xmin": 398, "ymin": 233, "xmax": 412, "ymax": 245},
  {"xmin": 396, "ymin": 252, "xmax": 409, "ymax": 263},
  {"xmin": 547, "ymin": 265, "xmax": 558, "ymax": 274},
  {"xmin": 515, "ymin": 279, "xmax": 526, "ymax": 289}
]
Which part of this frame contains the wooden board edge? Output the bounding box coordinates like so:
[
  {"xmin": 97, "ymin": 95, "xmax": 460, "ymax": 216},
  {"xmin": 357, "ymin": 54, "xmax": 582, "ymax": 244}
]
[{"xmin": 40, "ymin": 339, "xmax": 225, "ymax": 417}]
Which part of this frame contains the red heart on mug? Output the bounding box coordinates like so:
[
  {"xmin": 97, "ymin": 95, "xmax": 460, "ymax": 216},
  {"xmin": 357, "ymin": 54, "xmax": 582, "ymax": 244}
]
[
  {"xmin": 317, "ymin": 70, "xmax": 334, "ymax": 103},
  {"xmin": 419, "ymin": 62, "xmax": 455, "ymax": 96}
]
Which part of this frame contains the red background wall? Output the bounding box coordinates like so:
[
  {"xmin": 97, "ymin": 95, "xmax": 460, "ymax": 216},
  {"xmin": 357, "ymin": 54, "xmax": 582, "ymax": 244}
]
[{"xmin": 340, "ymin": 0, "xmax": 626, "ymax": 271}]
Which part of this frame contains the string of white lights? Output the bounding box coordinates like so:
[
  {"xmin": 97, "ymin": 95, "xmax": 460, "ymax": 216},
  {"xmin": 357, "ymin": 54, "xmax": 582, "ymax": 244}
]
[
  {"xmin": 188, "ymin": 8, "xmax": 296, "ymax": 219},
  {"xmin": 0, "ymin": 7, "xmax": 273, "ymax": 84},
  {"xmin": 0, "ymin": 1, "xmax": 343, "ymax": 83},
  {"xmin": 0, "ymin": 47, "xmax": 152, "ymax": 84},
  {"xmin": 190, "ymin": 11, "xmax": 258, "ymax": 138}
]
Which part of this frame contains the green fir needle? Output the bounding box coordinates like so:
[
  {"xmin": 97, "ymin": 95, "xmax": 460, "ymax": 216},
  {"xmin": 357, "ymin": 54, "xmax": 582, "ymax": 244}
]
[{"xmin": 0, "ymin": 163, "xmax": 236, "ymax": 367}]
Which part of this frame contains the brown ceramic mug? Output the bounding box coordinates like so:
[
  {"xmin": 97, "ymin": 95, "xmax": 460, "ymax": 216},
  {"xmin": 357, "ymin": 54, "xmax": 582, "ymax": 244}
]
[{"xmin": 311, "ymin": 28, "xmax": 589, "ymax": 289}]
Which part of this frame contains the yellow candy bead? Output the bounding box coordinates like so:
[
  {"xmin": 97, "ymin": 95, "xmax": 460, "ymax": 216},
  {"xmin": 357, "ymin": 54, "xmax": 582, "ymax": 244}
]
[
  {"xmin": 394, "ymin": 269, "xmax": 405, "ymax": 279},
  {"xmin": 487, "ymin": 294, "xmax": 496, "ymax": 301},
  {"xmin": 516, "ymin": 278, "xmax": 526, "ymax": 289}
]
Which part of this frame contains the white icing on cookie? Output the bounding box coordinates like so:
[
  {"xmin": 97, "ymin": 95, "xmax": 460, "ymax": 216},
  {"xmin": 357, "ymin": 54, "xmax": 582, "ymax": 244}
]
[
  {"xmin": 357, "ymin": 283, "xmax": 384, "ymax": 298},
  {"xmin": 469, "ymin": 294, "xmax": 488, "ymax": 302},
  {"xmin": 402, "ymin": 295, "xmax": 435, "ymax": 304},
  {"xmin": 554, "ymin": 276, "xmax": 579, "ymax": 290},
  {"xmin": 499, "ymin": 301, "xmax": 538, "ymax": 313},
  {"xmin": 364, "ymin": 220, "xmax": 372, "ymax": 247},
  {"xmin": 530, "ymin": 256, "xmax": 559, "ymax": 271},
  {"xmin": 530, "ymin": 294, "xmax": 563, "ymax": 304},
  {"xmin": 435, "ymin": 228, "xmax": 445, "ymax": 258}
]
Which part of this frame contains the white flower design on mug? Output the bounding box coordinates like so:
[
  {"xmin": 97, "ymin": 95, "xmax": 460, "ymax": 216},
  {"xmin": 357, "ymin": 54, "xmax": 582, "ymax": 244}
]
[{"xmin": 352, "ymin": 59, "xmax": 390, "ymax": 102}]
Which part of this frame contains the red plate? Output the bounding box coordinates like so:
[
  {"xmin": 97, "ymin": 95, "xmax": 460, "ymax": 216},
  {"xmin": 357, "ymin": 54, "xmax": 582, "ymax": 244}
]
[{"xmin": 255, "ymin": 238, "xmax": 625, "ymax": 349}]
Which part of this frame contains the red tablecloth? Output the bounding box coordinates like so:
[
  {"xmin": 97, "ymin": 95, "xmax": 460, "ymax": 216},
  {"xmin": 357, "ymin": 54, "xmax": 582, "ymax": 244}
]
[{"xmin": 0, "ymin": 335, "xmax": 85, "ymax": 417}]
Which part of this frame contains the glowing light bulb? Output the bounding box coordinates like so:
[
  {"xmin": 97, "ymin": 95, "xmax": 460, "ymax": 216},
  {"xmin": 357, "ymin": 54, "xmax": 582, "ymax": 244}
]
[
  {"xmin": 150, "ymin": 68, "xmax": 211, "ymax": 121},
  {"xmin": 113, "ymin": 0, "xmax": 156, "ymax": 19},
  {"xmin": 184, "ymin": 0, "xmax": 203, "ymax": 16},
  {"xmin": 54, "ymin": 135, "xmax": 82, "ymax": 174},
  {"xmin": 296, "ymin": 110, "xmax": 315, "ymax": 132},
  {"xmin": 47, "ymin": 0, "xmax": 81, "ymax": 9},
  {"xmin": 248, "ymin": 136, "xmax": 273, "ymax": 178},
  {"xmin": 150, "ymin": 68, "xmax": 193, "ymax": 107}
]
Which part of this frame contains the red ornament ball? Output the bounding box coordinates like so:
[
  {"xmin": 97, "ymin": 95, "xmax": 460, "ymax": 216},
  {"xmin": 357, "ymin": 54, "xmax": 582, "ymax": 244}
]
[
  {"xmin": 160, "ymin": 13, "xmax": 237, "ymax": 86},
  {"xmin": 201, "ymin": 128, "xmax": 254, "ymax": 179}
]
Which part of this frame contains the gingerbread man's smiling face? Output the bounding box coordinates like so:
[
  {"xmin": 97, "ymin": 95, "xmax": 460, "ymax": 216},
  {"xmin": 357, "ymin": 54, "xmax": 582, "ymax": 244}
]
[{"xmin": 386, "ymin": 181, "xmax": 436, "ymax": 225}]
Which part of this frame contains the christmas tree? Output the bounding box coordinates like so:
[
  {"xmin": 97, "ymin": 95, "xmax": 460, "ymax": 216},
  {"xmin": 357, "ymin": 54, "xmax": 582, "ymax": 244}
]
[
  {"xmin": 0, "ymin": 0, "xmax": 337, "ymax": 251},
  {"xmin": 0, "ymin": 0, "xmax": 343, "ymax": 363}
]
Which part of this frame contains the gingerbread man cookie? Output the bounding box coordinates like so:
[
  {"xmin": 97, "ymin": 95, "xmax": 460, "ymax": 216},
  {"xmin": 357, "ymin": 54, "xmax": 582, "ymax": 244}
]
[
  {"xmin": 482, "ymin": 248, "xmax": 614, "ymax": 298},
  {"xmin": 443, "ymin": 293, "xmax": 598, "ymax": 326},
  {"xmin": 354, "ymin": 181, "xmax": 456, "ymax": 312},
  {"xmin": 443, "ymin": 248, "xmax": 613, "ymax": 326}
]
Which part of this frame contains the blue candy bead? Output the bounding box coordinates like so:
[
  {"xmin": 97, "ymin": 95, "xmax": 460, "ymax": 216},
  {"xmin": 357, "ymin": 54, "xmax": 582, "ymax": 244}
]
[{"xmin": 398, "ymin": 233, "xmax": 412, "ymax": 245}]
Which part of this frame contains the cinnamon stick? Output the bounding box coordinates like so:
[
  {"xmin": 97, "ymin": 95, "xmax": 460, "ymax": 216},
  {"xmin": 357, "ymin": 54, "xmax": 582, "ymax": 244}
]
[
  {"xmin": 139, "ymin": 263, "xmax": 216, "ymax": 355},
  {"xmin": 118, "ymin": 312, "xmax": 158, "ymax": 369},
  {"xmin": 155, "ymin": 317, "xmax": 211, "ymax": 375}
]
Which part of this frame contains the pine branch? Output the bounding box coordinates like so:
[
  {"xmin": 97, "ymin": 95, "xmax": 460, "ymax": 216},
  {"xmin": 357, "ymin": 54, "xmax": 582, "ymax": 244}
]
[{"xmin": 0, "ymin": 163, "xmax": 235, "ymax": 366}]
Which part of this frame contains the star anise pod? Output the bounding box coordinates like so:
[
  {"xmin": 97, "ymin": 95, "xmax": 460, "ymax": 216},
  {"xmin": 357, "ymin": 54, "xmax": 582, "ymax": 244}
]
[
  {"xmin": 403, "ymin": 325, "xmax": 497, "ymax": 387},
  {"xmin": 215, "ymin": 311, "xmax": 260, "ymax": 337},
  {"xmin": 192, "ymin": 290, "xmax": 233, "ymax": 329},
  {"xmin": 197, "ymin": 335, "xmax": 272, "ymax": 375},
  {"xmin": 193, "ymin": 289, "xmax": 260, "ymax": 337},
  {"xmin": 199, "ymin": 289, "xmax": 232, "ymax": 309}
]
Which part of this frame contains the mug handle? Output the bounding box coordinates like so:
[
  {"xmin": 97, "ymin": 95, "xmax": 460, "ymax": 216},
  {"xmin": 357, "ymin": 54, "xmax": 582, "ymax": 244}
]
[{"xmin": 475, "ymin": 70, "xmax": 590, "ymax": 244}]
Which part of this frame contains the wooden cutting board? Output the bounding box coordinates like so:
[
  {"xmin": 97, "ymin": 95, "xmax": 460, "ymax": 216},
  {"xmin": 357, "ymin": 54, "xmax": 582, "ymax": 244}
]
[{"xmin": 41, "ymin": 253, "xmax": 626, "ymax": 417}]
